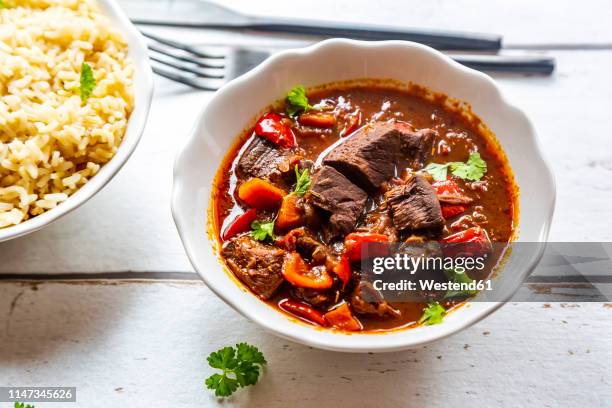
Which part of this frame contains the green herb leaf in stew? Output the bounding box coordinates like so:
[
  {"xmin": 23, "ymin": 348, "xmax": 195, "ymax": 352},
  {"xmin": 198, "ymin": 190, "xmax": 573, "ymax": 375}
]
[
  {"xmin": 294, "ymin": 165, "xmax": 311, "ymax": 196},
  {"xmin": 251, "ymin": 220, "xmax": 275, "ymax": 242},
  {"xmin": 418, "ymin": 302, "xmax": 446, "ymax": 325},
  {"xmin": 424, "ymin": 152, "xmax": 487, "ymax": 182},
  {"xmin": 285, "ymin": 85, "xmax": 312, "ymax": 117}
]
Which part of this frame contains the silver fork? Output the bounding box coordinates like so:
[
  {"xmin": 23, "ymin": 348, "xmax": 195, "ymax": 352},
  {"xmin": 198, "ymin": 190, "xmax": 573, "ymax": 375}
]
[
  {"xmin": 143, "ymin": 31, "xmax": 270, "ymax": 91},
  {"xmin": 143, "ymin": 31, "xmax": 555, "ymax": 91}
]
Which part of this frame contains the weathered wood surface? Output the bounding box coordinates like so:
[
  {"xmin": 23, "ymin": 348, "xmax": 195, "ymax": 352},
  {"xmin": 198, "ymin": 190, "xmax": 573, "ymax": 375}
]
[{"xmin": 1, "ymin": 282, "xmax": 610, "ymax": 407}]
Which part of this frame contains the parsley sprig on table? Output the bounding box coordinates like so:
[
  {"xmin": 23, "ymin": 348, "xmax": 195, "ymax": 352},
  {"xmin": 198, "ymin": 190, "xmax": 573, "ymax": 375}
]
[
  {"xmin": 418, "ymin": 302, "xmax": 446, "ymax": 325},
  {"xmin": 79, "ymin": 62, "xmax": 96, "ymax": 103},
  {"xmin": 205, "ymin": 343, "xmax": 267, "ymax": 397},
  {"xmin": 250, "ymin": 220, "xmax": 275, "ymax": 242},
  {"xmin": 424, "ymin": 152, "xmax": 487, "ymax": 182},
  {"xmin": 285, "ymin": 85, "xmax": 313, "ymax": 117},
  {"xmin": 294, "ymin": 165, "xmax": 311, "ymax": 196}
]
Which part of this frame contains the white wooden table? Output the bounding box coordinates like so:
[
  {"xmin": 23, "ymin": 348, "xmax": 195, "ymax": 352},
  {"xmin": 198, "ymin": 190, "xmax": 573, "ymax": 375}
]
[{"xmin": 1, "ymin": 1, "xmax": 611, "ymax": 406}]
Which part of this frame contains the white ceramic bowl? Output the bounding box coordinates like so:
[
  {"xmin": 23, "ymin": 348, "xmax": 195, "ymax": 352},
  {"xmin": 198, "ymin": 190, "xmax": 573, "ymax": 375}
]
[
  {"xmin": 0, "ymin": 0, "xmax": 153, "ymax": 242},
  {"xmin": 172, "ymin": 39, "xmax": 555, "ymax": 352}
]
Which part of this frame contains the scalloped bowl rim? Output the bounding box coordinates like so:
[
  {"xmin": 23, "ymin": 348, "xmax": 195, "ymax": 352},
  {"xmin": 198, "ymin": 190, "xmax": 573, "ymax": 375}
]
[
  {"xmin": 0, "ymin": 0, "xmax": 154, "ymax": 242},
  {"xmin": 172, "ymin": 39, "xmax": 556, "ymax": 352}
]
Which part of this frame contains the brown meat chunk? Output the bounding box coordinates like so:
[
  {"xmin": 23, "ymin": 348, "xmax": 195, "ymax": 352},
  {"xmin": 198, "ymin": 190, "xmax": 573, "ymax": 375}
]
[
  {"xmin": 323, "ymin": 123, "xmax": 402, "ymax": 192},
  {"xmin": 236, "ymin": 136, "xmax": 293, "ymax": 184},
  {"xmin": 221, "ymin": 235, "xmax": 285, "ymax": 299},
  {"xmin": 307, "ymin": 165, "xmax": 367, "ymax": 239},
  {"xmin": 396, "ymin": 124, "xmax": 437, "ymax": 169},
  {"xmin": 292, "ymin": 287, "xmax": 333, "ymax": 307},
  {"xmin": 350, "ymin": 281, "xmax": 400, "ymax": 317},
  {"xmin": 385, "ymin": 175, "xmax": 444, "ymax": 231}
]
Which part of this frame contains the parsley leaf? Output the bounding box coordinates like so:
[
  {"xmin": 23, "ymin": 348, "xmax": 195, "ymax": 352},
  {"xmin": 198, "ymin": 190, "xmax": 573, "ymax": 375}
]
[
  {"xmin": 418, "ymin": 302, "xmax": 446, "ymax": 325},
  {"xmin": 423, "ymin": 162, "xmax": 449, "ymax": 181},
  {"xmin": 236, "ymin": 342, "xmax": 267, "ymax": 365},
  {"xmin": 444, "ymin": 269, "xmax": 478, "ymax": 299},
  {"xmin": 79, "ymin": 62, "xmax": 96, "ymax": 103},
  {"xmin": 205, "ymin": 343, "xmax": 267, "ymax": 398},
  {"xmin": 285, "ymin": 85, "xmax": 312, "ymax": 117},
  {"xmin": 450, "ymin": 152, "xmax": 487, "ymax": 181},
  {"xmin": 205, "ymin": 373, "xmax": 239, "ymax": 397},
  {"xmin": 15, "ymin": 403, "xmax": 35, "ymax": 408},
  {"xmin": 424, "ymin": 152, "xmax": 487, "ymax": 182},
  {"xmin": 251, "ymin": 220, "xmax": 275, "ymax": 242},
  {"xmin": 294, "ymin": 165, "xmax": 311, "ymax": 196}
]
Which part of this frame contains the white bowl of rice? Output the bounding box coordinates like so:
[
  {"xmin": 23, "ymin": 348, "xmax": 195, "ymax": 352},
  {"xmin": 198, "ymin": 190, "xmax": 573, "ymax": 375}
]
[{"xmin": 0, "ymin": 0, "xmax": 153, "ymax": 241}]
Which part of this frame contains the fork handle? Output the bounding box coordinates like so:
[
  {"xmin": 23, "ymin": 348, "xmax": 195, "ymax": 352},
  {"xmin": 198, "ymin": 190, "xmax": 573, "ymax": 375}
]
[{"xmin": 246, "ymin": 17, "xmax": 501, "ymax": 51}]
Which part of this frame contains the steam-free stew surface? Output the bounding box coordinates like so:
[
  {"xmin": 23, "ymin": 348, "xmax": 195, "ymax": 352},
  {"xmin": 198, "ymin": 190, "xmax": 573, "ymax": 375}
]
[{"xmin": 213, "ymin": 85, "xmax": 516, "ymax": 332}]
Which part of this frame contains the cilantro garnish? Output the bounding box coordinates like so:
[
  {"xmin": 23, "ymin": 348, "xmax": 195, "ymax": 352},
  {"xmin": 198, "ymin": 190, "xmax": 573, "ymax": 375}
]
[
  {"xmin": 423, "ymin": 162, "xmax": 450, "ymax": 181},
  {"xmin": 250, "ymin": 220, "xmax": 275, "ymax": 242},
  {"xmin": 15, "ymin": 403, "xmax": 35, "ymax": 408},
  {"xmin": 79, "ymin": 62, "xmax": 96, "ymax": 103},
  {"xmin": 424, "ymin": 152, "xmax": 487, "ymax": 182},
  {"xmin": 450, "ymin": 152, "xmax": 487, "ymax": 181},
  {"xmin": 293, "ymin": 165, "xmax": 311, "ymax": 196},
  {"xmin": 444, "ymin": 269, "xmax": 478, "ymax": 299},
  {"xmin": 205, "ymin": 343, "xmax": 267, "ymax": 397},
  {"xmin": 418, "ymin": 302, "xmax": 446, "ymax": 325},
  {"xmin": 285, "ymin": 85, "xmax": 312, "ymax": 117}
]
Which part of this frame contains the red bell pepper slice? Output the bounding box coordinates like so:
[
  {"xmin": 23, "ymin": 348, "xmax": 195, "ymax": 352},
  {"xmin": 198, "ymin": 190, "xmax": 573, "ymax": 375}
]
[
  {"xmin": 441, "ymin": 204, "xmax": 466, "ymax": 219},
  {"xmin": 432, "ymin": 178, "xmax": 462, "ymax": 196},
  {"xmin": 278, "ymin": 298, "xmax": 327, "ymax": 326},
  {"xmin": 344, "ymin": 232, "xmax": 389, "ymax": 263},
  {"xmin": 221, "ymin": 208, "xmax": 257, "ymax": 241},
  {"xmin": 340, "ymin": 109, "xmax": 362, "ymax": 137},
  {"xmin": 441, "ymin": 226, "xmax": 492, "ymax": 258},
  {"xmin": 254, "ymin": 112, "xmax": 297, "ymax": 148},
  {"xmin": 332, "ymin": 254, "xmax": 352, "ymax": 287}
]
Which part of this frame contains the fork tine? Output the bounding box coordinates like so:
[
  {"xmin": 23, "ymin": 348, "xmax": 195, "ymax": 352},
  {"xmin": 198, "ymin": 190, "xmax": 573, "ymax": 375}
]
[
  {"xmin": 150, "ymin": 56, "xmax": 225, "ymax": 79},
  {"xmin": 148, "ymin": 44, "xmax": 225, "ymax": 69},
  {"xmin": 141, "ymin": 31, "xmax": 224, "ymax": 59},
  {"xmin": 152, "ymin": 67, "xmax": 219, "ymax": 91}
]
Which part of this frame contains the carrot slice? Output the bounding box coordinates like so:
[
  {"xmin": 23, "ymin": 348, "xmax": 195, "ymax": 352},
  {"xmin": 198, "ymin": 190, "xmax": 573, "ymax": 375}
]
[
  {"xmin": 298, "ymin": 112, "xmax": 336, "ymax": 128},
  {"xmin": 324, "ymin": 303, "xmax": 362, "ymax": 331},
  {"xmin": 276, "ymin": 193, "xmax": 303, "ymax": 231},
  {"xmin": 237, "ymin": 178, "xmax": 286, "ymax": 209},
  {"xmin": 282, "ymin": 252, "xmax": 333, "ymax": 289}
]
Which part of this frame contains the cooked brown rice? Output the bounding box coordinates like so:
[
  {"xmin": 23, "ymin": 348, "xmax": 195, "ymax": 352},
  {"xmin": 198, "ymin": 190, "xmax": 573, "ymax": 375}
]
[{"xmin": 0, "ymin": 0, "xmax": 134, "ymax": 228}]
